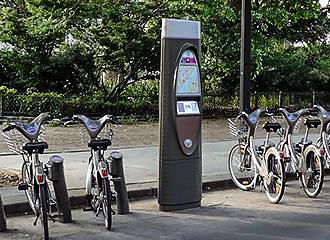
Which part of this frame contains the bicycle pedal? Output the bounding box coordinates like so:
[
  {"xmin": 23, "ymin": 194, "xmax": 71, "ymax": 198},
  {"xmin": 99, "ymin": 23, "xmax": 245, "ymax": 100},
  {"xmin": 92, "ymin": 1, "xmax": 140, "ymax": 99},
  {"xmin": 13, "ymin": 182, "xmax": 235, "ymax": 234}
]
[
  {"xmin": 33, "ymin": 215, "xmax": 40, "ymax": 226},
  {"xmin": 83, "ymin": 206, "xmax": 94, "ymax": 212},
  {"xmin": 49, "ymin": 214, "xmax": 57, "ymax": 222},
  {"xmin": 18, "ymin": 182, "xmax": 29, "ymax": 191}
]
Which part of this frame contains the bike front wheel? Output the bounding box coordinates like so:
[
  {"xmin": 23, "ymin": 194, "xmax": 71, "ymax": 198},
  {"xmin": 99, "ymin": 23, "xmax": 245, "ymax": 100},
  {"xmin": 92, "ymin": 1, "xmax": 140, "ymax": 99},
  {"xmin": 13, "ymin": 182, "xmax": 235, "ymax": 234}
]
[
  {"xmin": 228, "ymin": 144, "xmax": 257, "ymax": 191},
  {"xmin": 102, "ymin": 178, "xmax": 112, "ymax": 231},
  {"xmin": 22, "ymin": 163, "xmax": 35, "ymax": 213},
  {"xmin": 301, "ymin": 149, "xmax": 324, "ymax": 198},
  {"xmin": 39, "ymin": 184, "xmax": 49, "ymax": 240},
  {"xmin": 264, "ymin": 151, "xmax": 285, "ymax": 204}
]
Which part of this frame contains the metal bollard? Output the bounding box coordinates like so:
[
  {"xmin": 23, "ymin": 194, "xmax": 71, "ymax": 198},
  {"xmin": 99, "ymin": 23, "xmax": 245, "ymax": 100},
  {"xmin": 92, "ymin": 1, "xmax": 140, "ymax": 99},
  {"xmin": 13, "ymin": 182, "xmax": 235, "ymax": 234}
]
[
  {"xmin": 0, "ymin": 194, "xmax": 6, "ymax": 232},
  {"xmin": 48, "ymin": 155, "xmax": 72, "ymax": 223},
  {"xmin": 109, "ymin": 151, "xmax": 129, "ymax": 214}
]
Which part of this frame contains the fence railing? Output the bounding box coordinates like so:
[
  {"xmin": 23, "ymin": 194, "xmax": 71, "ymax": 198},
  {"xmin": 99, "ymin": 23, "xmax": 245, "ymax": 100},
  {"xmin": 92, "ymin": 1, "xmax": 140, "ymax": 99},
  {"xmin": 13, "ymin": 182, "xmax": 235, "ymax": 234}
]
[{"xmin": 1, "ymin": 91, "xmax": 330, "ymax": 118}]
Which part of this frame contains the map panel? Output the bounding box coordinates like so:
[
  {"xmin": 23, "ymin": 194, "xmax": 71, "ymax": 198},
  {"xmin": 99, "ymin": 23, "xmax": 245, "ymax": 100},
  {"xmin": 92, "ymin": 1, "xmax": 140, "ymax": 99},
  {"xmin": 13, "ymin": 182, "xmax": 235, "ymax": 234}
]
[{"xmin": 176, "ymin": 65, "xmax": 200, "ymax": 95}]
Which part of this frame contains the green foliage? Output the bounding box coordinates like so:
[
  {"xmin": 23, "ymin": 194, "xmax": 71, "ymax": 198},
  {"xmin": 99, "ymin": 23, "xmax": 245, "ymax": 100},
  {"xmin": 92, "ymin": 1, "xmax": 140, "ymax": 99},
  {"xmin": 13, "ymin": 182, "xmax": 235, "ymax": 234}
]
[
  {"xmin": 1, "ymin": 86, "xmax": 159, "ymax": 117},
  {"xmin": 258, "ymin": 94, "xmax": 279, "ymax": 108},
  {"xmin": 0, "ymin": 0, "xmax": 329, "ymax": 99}
]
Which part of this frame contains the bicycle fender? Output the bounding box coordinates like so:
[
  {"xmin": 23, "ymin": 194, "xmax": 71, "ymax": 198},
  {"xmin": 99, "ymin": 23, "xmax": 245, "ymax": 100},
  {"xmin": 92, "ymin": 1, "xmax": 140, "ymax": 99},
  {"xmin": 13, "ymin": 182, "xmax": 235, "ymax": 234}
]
[
  {"xmin": 86, "ymin": 160, "xmax": 94, "ymax": 195},
  {"xmin": 264, "ymin": 147, "xmax": 281, "ymax": 161},
  {"xmin": 302, "ymin": 144, "xmax": 323, "ymax": 170},
  {"xmin": 264, "ymin": 147, "xmax": 282, "ymax": 173}
]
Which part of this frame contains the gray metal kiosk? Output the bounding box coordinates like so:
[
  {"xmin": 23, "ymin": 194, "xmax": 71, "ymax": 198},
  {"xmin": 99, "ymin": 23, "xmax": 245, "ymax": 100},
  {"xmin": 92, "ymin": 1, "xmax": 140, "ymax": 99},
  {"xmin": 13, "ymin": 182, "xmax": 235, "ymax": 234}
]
[{"xmin": 159, "ymin": 19, "xmax": 202, "ymax": 212}]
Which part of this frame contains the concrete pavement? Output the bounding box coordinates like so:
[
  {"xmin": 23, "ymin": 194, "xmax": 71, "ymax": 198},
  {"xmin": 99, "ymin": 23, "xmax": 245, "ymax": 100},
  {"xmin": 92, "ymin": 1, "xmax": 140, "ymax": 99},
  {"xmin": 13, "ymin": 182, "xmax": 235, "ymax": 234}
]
[
  {"xmin": 0, "ymin": 134, "xmax": 320, "ymax": 207},
  {"xmin": 2, "ymin": 177, "xmax": 330, "ymax": 240}
]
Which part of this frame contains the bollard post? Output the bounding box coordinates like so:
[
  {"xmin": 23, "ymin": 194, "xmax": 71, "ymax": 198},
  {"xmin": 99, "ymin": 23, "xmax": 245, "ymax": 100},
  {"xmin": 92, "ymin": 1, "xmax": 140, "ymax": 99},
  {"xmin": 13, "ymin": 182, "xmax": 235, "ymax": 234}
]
[
  {"xmin": 109, "ymin": 151, "xmax": 129, "ymax": 214},
  {"xmin": 48, "ymin": 155, "xmax": 72, "ymax": 223},
  {"xmin": 0, "ymin": 194, "xmax": 6, "ymax": 232}
]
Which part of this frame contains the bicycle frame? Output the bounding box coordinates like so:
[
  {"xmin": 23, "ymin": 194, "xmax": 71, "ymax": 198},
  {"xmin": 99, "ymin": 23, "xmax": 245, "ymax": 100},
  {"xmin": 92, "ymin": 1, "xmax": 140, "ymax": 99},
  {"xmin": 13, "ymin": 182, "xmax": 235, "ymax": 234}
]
[
  {"xmin": 239, "ymin": 117, "xmax": 277, "ymax": 183},
  {"xmin": 279, "ymin": 116, "xmax": 319, "ymax": 173},
  {"xmin": 22, "ymin": 152, "xmax": 52, "ymax": 211},
  {"xmin": 86, "ymin": 148, "xmax": 109, "ymax": 197}
]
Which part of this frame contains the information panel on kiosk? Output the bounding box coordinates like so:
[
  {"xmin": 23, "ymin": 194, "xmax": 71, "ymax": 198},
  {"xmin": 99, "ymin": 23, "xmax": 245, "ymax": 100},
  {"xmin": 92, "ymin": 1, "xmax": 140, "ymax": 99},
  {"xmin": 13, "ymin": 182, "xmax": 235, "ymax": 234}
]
[{"xmin": 175, "ymin": 49, "xmax": 201, "ymax": 116}]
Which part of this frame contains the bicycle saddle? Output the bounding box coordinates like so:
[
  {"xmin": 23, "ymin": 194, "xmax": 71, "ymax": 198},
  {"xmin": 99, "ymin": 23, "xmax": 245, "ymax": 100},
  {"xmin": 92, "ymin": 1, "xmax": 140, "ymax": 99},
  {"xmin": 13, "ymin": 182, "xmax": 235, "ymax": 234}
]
[
  {"xmin": 3, "ymin": 113, "xmax": 49, "ymax": 142},
  {"xmin": 279, "ymin": 108, "xmax": 307, "ymax": 127},
  {"xmin": 304, "ymin": 119, "xmax": 321, "ymax": 129},
  {"xmin": 262, "ymin": 122, "xmax": 281, "ymax": 133},
  {"xmin": 73, "ymin": 114, "xmax": 112, "ymax": 139},
  {"xmin": 88, "ymin": 139, "xmax": 112, "ymax": 150},
  {"xmin": 242, "ymin": 108, "xmax": 264, "ymax": 129},
  {"xmin": 23, "ymin": 142, "xmax": 49, "ymax": 154},
  {"xmin": 314, "ymin": 105, "xmax": 330, "ymax": 130}
]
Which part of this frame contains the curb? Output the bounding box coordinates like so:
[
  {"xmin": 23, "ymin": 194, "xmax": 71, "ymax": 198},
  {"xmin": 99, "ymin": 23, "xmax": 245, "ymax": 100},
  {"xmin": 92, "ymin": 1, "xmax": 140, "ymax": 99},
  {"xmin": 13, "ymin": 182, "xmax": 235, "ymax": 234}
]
[
  {"xmin": 4, "ymin": 178, "xmax": 235, "ymax": 216},
  {"xmin": 4, "ymin": 169, "xmax": 329, "ymax": 216}
]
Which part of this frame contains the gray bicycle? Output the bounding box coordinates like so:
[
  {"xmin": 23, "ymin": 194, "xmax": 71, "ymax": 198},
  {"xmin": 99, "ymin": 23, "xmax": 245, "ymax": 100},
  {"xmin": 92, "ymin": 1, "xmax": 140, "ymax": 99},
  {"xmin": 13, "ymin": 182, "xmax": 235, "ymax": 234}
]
[
  {"xmin": 68, "ymin": 114, "xmax": 117, "ymax": 230},
  {"xmin": 2, "ymin": 113, "xmax": 71, "ymax": 240}
]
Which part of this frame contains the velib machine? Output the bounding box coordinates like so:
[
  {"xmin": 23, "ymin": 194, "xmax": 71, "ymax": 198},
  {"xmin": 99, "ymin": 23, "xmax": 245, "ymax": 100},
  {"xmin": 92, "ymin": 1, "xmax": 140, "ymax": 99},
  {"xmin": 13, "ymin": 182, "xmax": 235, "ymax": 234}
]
[{"xmin": 159, "ymin": 19, "xmax": 202, "ymax": 211}]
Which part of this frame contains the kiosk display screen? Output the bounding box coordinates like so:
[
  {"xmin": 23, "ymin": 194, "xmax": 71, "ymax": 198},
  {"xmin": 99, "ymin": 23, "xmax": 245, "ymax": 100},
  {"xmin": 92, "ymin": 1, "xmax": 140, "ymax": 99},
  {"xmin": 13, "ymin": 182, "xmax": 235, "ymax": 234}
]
[
  {"xmin": 177, "ymin": 101, "xmax": 200, "ymax": 115},
  {"xmin": 176, "ymin": 50, "xmax": 201, "ymax": 96}
]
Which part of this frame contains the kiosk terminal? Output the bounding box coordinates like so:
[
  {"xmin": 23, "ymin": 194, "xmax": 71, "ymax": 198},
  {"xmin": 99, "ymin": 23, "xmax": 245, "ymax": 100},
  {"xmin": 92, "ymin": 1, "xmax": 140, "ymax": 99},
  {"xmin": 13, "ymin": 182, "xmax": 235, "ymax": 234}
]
[{"xmin": 159, "ymin": 19, "xmax": 202, "ymax": 212}]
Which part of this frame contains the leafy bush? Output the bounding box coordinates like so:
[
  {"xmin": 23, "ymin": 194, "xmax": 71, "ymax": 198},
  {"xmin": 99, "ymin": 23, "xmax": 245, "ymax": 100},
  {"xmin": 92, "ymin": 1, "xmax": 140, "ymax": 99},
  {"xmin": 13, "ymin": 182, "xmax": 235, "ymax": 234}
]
[{"xmin": 1, "ymin": 86, "xmax": 159, "ymax": 117}]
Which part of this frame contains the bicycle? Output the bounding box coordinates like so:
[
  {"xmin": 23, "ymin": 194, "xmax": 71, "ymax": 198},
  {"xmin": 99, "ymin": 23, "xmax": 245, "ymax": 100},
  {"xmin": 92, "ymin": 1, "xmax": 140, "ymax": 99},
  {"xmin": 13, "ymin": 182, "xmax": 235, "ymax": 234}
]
[
  {"xmin": 278, "ymin": 108, "xmax": 324, "ymax": 198},
  {"xmin": 68, "ymin": 114, "xmax": 118, "ymax": 230},
  {"xmin": 228, "ymin": 108, "xmax": 286, "ymax": 204},
  {"xmin": 2, "ymin": 113, "xmax": 71, "ymax": 240},
  {"xmin": 314, "ymin": 105, "xmax": 330, "ymax": 169}
]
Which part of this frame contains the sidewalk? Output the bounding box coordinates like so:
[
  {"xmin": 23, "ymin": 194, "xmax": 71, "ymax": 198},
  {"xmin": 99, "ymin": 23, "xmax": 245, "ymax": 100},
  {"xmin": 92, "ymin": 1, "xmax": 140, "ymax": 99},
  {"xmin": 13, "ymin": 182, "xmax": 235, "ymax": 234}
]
[
  {"xmin": 0, "ymin": 140, "xmax": 236, "ymax": 208},
  {"xmin": 0, "ymin": 133, "xmax": 319, "ymax": 212},
  {"xmin": 3, "ymin": 177, "xmax": 330, "ymax": 240}
]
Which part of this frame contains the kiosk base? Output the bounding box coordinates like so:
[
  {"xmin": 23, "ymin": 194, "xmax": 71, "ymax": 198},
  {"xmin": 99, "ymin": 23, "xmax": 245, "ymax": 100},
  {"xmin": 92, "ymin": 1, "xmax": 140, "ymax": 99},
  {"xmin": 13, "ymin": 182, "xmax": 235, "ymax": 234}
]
[{"xmin": 159, "ymin": 201, "xmax": 201, "ymax": 212}]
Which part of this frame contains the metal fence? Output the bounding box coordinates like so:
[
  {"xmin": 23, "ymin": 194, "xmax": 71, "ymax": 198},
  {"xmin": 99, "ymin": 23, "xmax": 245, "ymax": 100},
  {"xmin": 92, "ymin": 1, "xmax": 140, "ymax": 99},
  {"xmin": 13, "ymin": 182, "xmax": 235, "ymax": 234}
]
[{"xmin": 1, "ymin": 91, "xmax": 330, "ymax": 118}]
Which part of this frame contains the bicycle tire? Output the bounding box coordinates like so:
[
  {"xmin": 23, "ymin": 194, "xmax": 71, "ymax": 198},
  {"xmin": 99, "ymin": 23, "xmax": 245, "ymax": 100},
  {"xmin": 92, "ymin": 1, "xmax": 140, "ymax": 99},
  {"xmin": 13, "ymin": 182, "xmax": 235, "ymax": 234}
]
[
  {"xmin": 102, "ymin": 178, "xmax": 112, "ymax": 231},
  {"xmin": 22, "ymin": 163, "xmax": 35, "ymax": 213},
  {"xmin": 264, "ymin": 150, "xmax": 285, "ymax": 204},
  {"xmin": 39, "ymin": 184, "xmax": 49, "ymax": 240},
  {"xmin": 318, "ymin": 136, "xmax": 330, "ymax": 169},
  {"xmin": 301, "ymin": 148, "xmax": 324, "ymax": 198},
  {"xmin": 228, "ymin": 144, "xmax": 257, "ymax": 191}
]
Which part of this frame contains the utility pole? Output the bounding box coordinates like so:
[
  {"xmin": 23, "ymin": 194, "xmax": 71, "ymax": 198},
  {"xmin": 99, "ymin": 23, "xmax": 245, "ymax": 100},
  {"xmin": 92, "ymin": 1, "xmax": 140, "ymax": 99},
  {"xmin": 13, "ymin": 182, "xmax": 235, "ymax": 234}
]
[{"xmin": 239, "ymin": 0, "xmax": 252, "ymax": 112}]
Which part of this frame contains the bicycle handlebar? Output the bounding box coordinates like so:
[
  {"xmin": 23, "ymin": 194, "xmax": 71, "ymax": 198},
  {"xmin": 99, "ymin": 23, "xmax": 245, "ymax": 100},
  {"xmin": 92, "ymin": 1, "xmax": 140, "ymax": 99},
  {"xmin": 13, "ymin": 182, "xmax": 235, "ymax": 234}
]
[
  {"xmin": 235, "ymin": 112, "xmax": 248, "ymax": 122},
  {"xmin": 2, "ymin": 124, "xmax": 14, "ymax": 132}
]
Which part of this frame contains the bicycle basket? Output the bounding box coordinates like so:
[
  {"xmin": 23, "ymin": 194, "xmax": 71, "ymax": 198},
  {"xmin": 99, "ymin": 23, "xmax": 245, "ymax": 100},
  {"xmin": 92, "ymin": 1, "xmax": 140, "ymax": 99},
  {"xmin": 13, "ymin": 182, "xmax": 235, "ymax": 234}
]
[
  {"xmin": 228, "ymin": 118, "xmax": 248, "ymax": 142},
  {"xmin": 2, "ymin": 129, "xmax": 25, "ymax": 155},
  {"xmin": 2, "ymin": 125, "xmax": 46, "ymax": 155}
]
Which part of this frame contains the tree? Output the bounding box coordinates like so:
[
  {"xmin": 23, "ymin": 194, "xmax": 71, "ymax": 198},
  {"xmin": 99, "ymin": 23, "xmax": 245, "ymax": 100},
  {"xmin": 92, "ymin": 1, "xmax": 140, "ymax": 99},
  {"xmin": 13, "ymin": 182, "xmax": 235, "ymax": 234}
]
[
  {"xmin": 0, "ymin": 0, "xmax": 101, "ymax": 94},
  {"xmin": 0, "ymin": 0, "xmax": 329, "ymax": 98}
]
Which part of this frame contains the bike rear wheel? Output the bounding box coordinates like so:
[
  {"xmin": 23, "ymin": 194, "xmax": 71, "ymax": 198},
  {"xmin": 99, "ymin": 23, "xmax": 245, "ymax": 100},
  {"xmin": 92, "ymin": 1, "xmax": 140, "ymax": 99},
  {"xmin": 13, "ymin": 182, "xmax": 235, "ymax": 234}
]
[
  {"xmin": 264, "ymin": 152, "xmax": 285, "ymax": 204},
  {"xmin": 228, "ymin": 144, "xmax": 257, "ymax": 190},
  {"xmin": 102, "ymin": 178, "xmax": 112, "ymax": 231},
  {"xmin": 301, "ymin": 149, "xmax": 324, "ymax": 198},
  {"xmin": 39, "ymin": 184, "xmax": 49, "ymax": 240}
]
